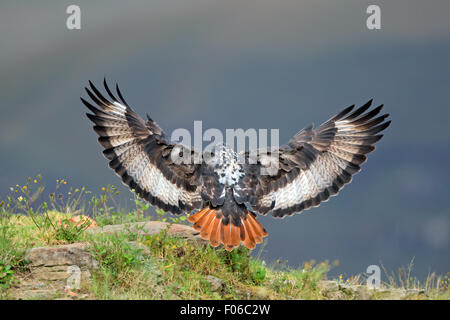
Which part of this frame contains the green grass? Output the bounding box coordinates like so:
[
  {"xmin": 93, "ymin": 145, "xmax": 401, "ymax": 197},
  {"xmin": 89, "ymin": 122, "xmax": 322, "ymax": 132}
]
[
  {"xmin": 0, "ymin": 175, "xmax": 449, "ymax": 300},
  {"xmin": 86, "ymin": 229, "xmax": 336, "ymax": 299}
]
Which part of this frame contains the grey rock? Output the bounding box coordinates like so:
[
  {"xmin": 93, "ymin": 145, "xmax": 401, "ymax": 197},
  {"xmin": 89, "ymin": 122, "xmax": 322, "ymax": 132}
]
[
  {"xmin": 24, "ymin": 242, "xmax": 97, "ymax": 269},
  {"xmin": 205, "ymin": 275, "xmax": 224, "ymax": 292},
  {"xmin": 319, "ymin": 280, "xmax": 340, "ymax": 293},
  {"xmin": 9, "ymin": 243, "xmax": 98, "ymax": 299},
  {"xmin": 87, "ymin": 221, "xmax": 208, "ymax": 244}
]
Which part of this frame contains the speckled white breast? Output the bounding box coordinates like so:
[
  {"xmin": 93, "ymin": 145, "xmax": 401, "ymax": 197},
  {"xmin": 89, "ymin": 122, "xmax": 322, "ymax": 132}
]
[{"xmin": 214, "ymin": 147, "xmax": 244, "ymax": 186}]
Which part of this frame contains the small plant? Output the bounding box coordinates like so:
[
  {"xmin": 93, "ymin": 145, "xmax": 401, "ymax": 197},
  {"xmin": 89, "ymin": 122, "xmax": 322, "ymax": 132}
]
[
  {"xmin": 0, "ymin": 263, "xmax": 14, "ymax": 290},
  {"xmin": 251, "ymin": 260, "xmax": 267, "ymax": 284},
  {"xmin": 134, "ymin": 197, "xmax": 150, "ymax": 220},
  {"xmin": 90, "ymin": 233, "xmax": 145, "ymax": 278},
  {"xmin": 54, "ymin": 217, "xmax": 92, "ymax": 243},
  {"xmin": 219, "ymin": 247, "xmax": 252, "ymax": 280},
  {"xmin": 0, "ymin": 215, "xmax": 27, "ymax": 293},
  {"xmin": 149, "ymin": 208, "xmax": 188, "ymax": 225}
]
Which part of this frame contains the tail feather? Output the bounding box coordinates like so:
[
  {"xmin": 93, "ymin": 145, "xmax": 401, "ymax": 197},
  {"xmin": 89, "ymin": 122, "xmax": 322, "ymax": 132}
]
[
  {"xmin": 200, "ymin": 213, "xmax": 216, "ymax": 238},
  {"xmin": 188, "ymin": 207, "xmax": 209, "ymax": 224},
  {"xmin": 242, "ymin": 219, "xmax": 256, "ymax": 250},
  {"xmin": 239, "ymin": 224, "xmax": 246, "ymax": 241},
  {"xmin": 192, "ymin": 209, "xmax": 212, "ymax": 231},
  {"xmin": 209, "ymin": 218, "xmax": 221, "ymax": 247},
  {"xmin": 246, "ymin": 217, "xmax": 262, "ymax": 243},
  {"xmin": 230, "ymin": 224, "xmax": 241, "ymax": 249},
  {"xmin": 219, "ymin": 220, "xmax": 226, "ymax": 244},
  {"xmin": 187, "ymin": 208, "xmax": 268, "ymax": 251},
  {"xmin": 223, "ymin": 223, "xmax": 232, "ymax": 251},
  {"xmin": 247, "ymin": 212, "xmax": 268, "ymax": 237}
]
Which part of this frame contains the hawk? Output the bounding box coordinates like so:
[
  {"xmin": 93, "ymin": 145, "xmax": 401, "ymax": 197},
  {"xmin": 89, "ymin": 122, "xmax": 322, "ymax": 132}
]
[{"xmin": 82, "ymin": 79, "xmax": 390, "ymax": 251}]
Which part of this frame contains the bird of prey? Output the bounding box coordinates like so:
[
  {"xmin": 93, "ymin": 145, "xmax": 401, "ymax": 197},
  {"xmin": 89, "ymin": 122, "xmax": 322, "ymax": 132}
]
[{"xmin": 82, "ymin": 79, "xmax": 390, "ymax": 252}]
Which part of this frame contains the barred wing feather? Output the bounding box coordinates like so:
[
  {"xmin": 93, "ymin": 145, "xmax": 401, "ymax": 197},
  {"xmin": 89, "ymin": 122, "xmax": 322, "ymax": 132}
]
[
  {"xmin": 238, "ymin": 100, "xmax": 391, "ymax": 218},
  {"xmin": 82, "ymin": 80, "xmax": 203, "ymax": 214}
]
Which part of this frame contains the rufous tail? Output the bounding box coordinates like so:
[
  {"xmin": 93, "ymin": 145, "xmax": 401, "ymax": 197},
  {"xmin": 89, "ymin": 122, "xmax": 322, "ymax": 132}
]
[{"xmin": 187, "ymin": 208, "xmax": 268, "ymax": 251}]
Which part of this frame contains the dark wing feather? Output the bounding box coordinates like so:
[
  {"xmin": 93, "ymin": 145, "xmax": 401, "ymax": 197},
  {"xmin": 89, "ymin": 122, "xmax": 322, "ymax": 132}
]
[
  {"xmin": 82, "ymin": 79, "xmax": 203, "ymax": 214},
  {"xmin": 236, "ymin": 100, "xmax": 390, "ymax": 218}
]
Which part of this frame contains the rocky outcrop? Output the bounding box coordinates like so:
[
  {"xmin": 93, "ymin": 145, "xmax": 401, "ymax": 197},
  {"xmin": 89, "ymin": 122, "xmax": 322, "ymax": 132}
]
[
  {"xmin": 8, "ymin": 243, "xmax": 97, "ymax": 299},
  {"xmin": 7, "ymin": 221, "xmax": 205, "ymax": 299},
  {"xmin": 319, "ymin": 280, "xmax": 425, "ymax": 300},
  {"xmin": 87, "ymin": 220, "xmax": 208, "ymax": 244}
]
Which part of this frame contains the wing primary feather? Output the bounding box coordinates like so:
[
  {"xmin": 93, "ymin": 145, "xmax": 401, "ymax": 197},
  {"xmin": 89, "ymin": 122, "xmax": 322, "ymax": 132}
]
[
  {"xmin": 85, "ymin": 87, "xmax": 109, "ymax": 109},
  {"xmin": 81, "ymin": 97, "xmax": 102, "ymax": 115},
  {"xmin": 82, "ymin": 97, "xmax": 126, "ymax": 120},
  {"xmin": 330, "ymin": 104, "xmax": 355, "ymax": 121},
  {"xmin": 103, "ymin": 78, "xmax": 119, "ymax": 102},
  {"xmin": 354, "ymin": 114, "xmax": 389, "ymax": 130},
  {"xmin": 89, "ymin": 80, "xmax": 111, "ymax": 106},
  {"xmin": 342, "ymin": 99, "xmax": 373, "ymax": 121},
  {"xmin": 349, "ymin": 105, "xmax": 383, "ymax": 125},
  {"xmin": 116, "ymin": 83, "xmax": 129, "ymax": 107}
]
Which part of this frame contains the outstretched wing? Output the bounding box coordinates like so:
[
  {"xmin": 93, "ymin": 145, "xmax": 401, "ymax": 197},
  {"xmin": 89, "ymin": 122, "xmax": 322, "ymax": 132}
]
[
  {"xmin": 82, "ymin": 79, "xmax": 203, "ymax": 214},
  {"xmin": 236, "ymin": 100, "xmax": 391, "ymax": 218}
]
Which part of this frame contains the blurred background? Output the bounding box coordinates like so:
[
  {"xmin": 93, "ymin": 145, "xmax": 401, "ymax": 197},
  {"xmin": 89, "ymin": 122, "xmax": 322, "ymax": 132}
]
[{"xmin": 1, "ymin": 0, "xmax": 449, "ymax": 280}]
